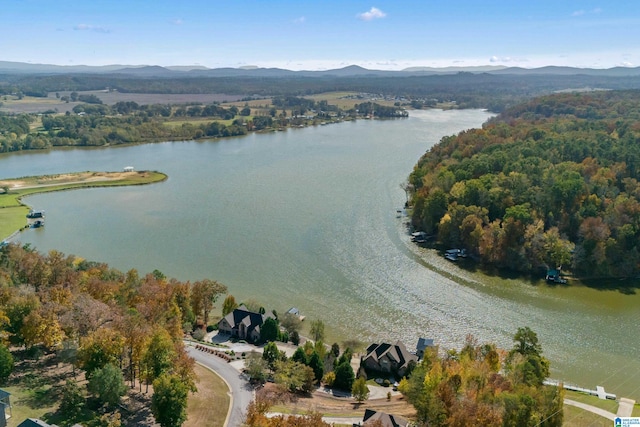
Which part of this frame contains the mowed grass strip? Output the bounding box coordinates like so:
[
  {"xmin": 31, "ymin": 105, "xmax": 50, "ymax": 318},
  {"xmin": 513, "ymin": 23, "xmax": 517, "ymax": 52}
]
[
  {"xmin": 183, "ymin": 363, "xmax": 230, "ymax": 427},
  {"xmin": 564, "ymin": 390, "xmax": 619, "ymax": 413},
  {"xmin": 563, "ymin": 404, "xmax": 612, "ymax": 427}
]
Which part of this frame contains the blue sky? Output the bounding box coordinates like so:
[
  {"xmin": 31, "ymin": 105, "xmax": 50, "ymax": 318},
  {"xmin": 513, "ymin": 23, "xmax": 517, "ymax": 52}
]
[{"xmin": 3, "ymin": 0, "xmax": 640, "ymax": 70}]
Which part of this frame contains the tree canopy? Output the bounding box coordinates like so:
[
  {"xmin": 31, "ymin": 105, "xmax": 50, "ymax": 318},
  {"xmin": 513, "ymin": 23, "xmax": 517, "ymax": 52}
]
[{"xmin": 410, "ymin": 90, "xmax": 640, "ymax": 279}]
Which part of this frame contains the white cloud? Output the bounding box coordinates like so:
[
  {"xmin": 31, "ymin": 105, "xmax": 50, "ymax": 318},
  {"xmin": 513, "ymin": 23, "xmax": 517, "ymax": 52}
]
[
  {"xmin": 490, "ymin": 56, "xmax": 528, "ymax": 64},
  {"xmin": 293, "ymin": 16, "xmax": 305, "ymax": 24},
  {"xmin": 619, "ymin": 61, "xmax": 633, "ymax": 67},
  {"xmin": 357, "ymin": 7, "xmax": 386, "ymax": 21},
  {"xmin": 74, "ymin": 24, "xmax": 111, "ymax": 33},
  {"xmin": 572, "ymin": 8, "xmax": 602, "ymax": 17}
]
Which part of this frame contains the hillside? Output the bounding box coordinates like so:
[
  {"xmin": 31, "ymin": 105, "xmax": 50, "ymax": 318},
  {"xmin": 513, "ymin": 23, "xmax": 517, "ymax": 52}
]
[{"xmin": 409, "ymin": 90, "xmax": 640, "ymax": 280}]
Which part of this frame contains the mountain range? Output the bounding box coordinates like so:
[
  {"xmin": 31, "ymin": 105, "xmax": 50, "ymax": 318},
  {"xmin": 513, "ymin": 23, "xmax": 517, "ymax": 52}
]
[{"xmin": 2, "ymin": 61, "xmax": 640, "ymax": 78}]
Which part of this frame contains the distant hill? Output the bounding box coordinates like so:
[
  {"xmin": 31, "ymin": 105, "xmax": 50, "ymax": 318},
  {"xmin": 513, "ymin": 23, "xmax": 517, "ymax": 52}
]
[
  {"xmin": 402, "ymin": 65, "xmax": 508, "ymax": 74},
  {"xmin": 491, "ymin": 65, "xmax": 640, "ymax": 77},
  {"xmin": 2, "ymin": 60, "xmax": 639, "ymax": 78}
]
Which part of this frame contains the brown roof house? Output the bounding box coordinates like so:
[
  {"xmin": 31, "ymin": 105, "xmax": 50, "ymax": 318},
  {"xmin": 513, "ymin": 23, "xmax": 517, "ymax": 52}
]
[
  {"xmin": 217, "ymin": 305, "xmax": 272, "ymax": 343},
  {"xmin": 362, "ymin": 341, "xmax": 417, "ymax": 377},
  {"xmin": 357, "ymin": 409, "xmax": 409, "ymax": 427}
]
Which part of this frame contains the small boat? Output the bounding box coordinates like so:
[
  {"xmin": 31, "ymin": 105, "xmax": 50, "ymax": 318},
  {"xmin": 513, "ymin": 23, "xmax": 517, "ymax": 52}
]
[
  {"xmin": 32, "ymin": 220, "xmax": 44, "ymax": 228},
  {"xmin": 411, "ymin": 231, "xmax": 429, "ymax": 243},
  {"xmin": 26, "ymin": 210, "xmax": 45, "ymax": 219},
  {"xmin": 444, "ymin": 248, "xmax": 467, "ymax": 261}
]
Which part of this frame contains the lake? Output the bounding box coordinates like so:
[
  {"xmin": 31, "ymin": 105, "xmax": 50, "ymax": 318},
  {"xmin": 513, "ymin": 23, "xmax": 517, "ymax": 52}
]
[{"xmin": 3, "ymin": 109, "xmax": 639, "ymax": 399}]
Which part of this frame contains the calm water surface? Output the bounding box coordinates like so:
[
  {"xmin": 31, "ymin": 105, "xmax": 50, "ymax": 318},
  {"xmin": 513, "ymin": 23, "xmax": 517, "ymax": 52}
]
[{"xmin": 3, "ymin": 110, "xmax": 639, "ymax": 399}]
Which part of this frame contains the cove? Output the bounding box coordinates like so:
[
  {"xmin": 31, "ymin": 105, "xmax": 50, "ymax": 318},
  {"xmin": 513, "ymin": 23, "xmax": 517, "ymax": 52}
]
[{"xmin": 4, "ymin": 109, "xmax": 639, "ymax": 399}]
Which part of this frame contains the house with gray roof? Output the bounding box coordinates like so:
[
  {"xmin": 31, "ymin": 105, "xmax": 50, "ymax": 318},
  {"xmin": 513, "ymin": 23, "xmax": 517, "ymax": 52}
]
[
  {"xmin": 357, "ymin": 409, "xmax": 408, "ymax": 427},
  {"xmin": 217, "ymin": 305, "xmax": 271, "ymax": 343},
  {"xmin": 362, "ymin": 341, "xmax": 417, "ymax": 377}
]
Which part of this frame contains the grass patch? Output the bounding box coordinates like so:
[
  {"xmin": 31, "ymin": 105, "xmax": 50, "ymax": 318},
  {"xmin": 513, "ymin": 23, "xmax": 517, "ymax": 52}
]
[
  {"xmin": 563, "ymin": 404, "xmax": 612, "ymax": 427},
  {"xmin": 2, "ymin": 384, "xmax": 60, "ymax": 426},
  {"xmin": 633, "ymin": 403, "xmax": 640, "ymax": 417},
  {"xmin": 564, "ymin": 390, "xmax": 619, "ymax": 413},
  {"xmin": 183, "ymin": 363, "xmax": 230, "ymax": 427}
]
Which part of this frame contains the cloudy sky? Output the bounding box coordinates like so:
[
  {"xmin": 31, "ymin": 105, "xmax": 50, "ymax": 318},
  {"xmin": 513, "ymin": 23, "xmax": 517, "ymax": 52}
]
[{"xmin": 3, "ymin": 0, "xmax": 639, "ymax": 70}]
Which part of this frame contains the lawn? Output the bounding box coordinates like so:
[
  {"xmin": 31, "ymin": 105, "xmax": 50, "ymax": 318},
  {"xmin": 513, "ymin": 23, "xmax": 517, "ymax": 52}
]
[
  {"xmin": 183, "ymin": 363, "xmax": 230, "ymax": 427},
  {"xmin": 564, "ymin": 390, "xmax": 619, "ymax": 413},
  {"xmin": 563, "ymin": 404, "xmax": 612, "ymax": 427}
]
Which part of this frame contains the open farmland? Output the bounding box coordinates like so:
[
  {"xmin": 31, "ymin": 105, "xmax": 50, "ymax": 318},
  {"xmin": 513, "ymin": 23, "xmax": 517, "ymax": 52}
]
[{"xmin": 0, "ymin": 91, "xmax": 247, "ymax": 114}]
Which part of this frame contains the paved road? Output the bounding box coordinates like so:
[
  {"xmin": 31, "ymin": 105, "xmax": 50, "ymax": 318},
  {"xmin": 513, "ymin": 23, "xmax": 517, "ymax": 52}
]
[{"xmin": 186, "ymin": 344, "xmax": 254, "ymax": 427}]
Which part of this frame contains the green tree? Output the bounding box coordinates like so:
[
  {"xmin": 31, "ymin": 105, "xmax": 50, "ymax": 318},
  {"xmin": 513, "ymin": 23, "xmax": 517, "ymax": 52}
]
[
  {"xmin": 151, "ymin": 373, "xmax": 189, "ymax": 427},
  {"xmin": 260, "ymin": 317, "xmax": 279, "ymax": 343},
  {"xmin": 142, "ymin": 329, "xmax": 176, "ymax": 390},
  {"xmin": 262, "ymin": 341, "xmax": 282, "ymax": 370},
  {"xmin": 333, "ymin": 361, "xmax": 355, "ymax": 391},
  {"xmin": 245, "ymin": 352, "xmax": 268, "ymax": 383},
  {"xmin": 273, "ymin": 360, "xmax": 314, "ymax": 394},
  {"xmin": 87, "ymin": 363, "xmax": 127, "ymax": 407},
  {"xmin": 59, "ymin": 379, "xmax": 85, "ymax": 422},
  {"xmin": 0, "ymin": 344, "xmax": 14, "ymax": 383},
  {"xmin": 221, "ymin": 294, "xmax": 238, "ymax": 316},
  {"xmin": 511, "ymin": 326, "xmax": 542, "ymax": 357},
  {"xmin": 308, "ymin": 351, "xmax": 324, "ymax": 382},
  {"xmin": 351, "ymin": 376, "xmax": 369, "ymax": 403},
  {"xmin": 291, "ymin": 347, "xmax": 308, "ymax": 365},
  {"xmin": 309, "ymin": 319, "xmax": 325, "ymax": 342}
]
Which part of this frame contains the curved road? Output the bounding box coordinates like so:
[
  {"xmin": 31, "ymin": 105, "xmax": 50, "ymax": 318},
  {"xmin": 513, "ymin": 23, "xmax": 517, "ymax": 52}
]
[{"xmin": 186, "ymin": 343, "xmax": 254, "ymax": 427}]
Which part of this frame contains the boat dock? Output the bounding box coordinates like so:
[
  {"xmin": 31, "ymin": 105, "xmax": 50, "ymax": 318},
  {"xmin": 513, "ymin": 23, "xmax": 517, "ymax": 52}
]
[{"xmin": 544, "ymin": 379, "xmax": 617, "ymax": 400}]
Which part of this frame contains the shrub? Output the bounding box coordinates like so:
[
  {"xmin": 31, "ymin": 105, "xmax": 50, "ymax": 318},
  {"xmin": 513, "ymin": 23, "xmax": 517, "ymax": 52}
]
[
  {"xmin": 383, "ymin": 379, "xmax": 391, "ymax": 387},
  {"xmin": 192, "ymin": 328, "xmax": 206, "ymax": 341},
  {"xmin": 322, "ymin": 371, "xmax": 336, "ymax": 387},
  {"xmin": 206, "ymin": 324, "xmax": 217, "ymax": 332}
]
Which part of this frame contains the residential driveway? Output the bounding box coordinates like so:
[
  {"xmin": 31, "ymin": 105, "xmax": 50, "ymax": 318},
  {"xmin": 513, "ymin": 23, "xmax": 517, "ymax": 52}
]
[{"xmin": 186, "ymin": 343, "xmax": 254, "ymax": 427}]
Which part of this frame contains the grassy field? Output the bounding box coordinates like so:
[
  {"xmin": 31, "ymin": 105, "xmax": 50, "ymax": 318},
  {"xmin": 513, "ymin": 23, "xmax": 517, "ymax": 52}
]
[
  {"xmin": 563, "ymin": 404, "xmax": 612, "ymax": 427},
  {"xmin": 183, "ymin": 363, "xmax": 230, "ymax": 427},
  {"xmin": 163, "ymin": 117, "xmax": 239, "ymax": 128},
  {"xmin": 0, "ymin": 92, "xmax": 247, "ymax": 115},
  {"xmin": 0, "ymin": 171, "xmax": 167, "ymax": 240},
  {"xmin": 564, "ymin": 390, "xmax": 619, "ymax": 413}
]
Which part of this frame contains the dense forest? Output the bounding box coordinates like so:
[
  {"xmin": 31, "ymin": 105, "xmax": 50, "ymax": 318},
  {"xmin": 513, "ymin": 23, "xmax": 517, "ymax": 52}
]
[{"xmin": 410, "ymin": 90, "xmax": 640, "ymax": 279}]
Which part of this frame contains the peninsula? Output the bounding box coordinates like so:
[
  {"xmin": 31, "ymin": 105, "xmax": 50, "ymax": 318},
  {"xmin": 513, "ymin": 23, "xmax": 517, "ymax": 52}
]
[{"xmin": 0, "ymin": 170, "xmax": 167, "ymax": 240}]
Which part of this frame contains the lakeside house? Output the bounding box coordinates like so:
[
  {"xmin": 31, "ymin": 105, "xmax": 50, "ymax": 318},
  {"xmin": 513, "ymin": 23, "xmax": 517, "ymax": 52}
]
[
  {"xmin": 362, "ymin": 341, "xmax": 417, "ymax": 377},
  {"xmin": 354, "ymin": 409, "xmax": 409, "ymax": 427},
  {"xmin": 217, "ymin": 305, "xmax": 273, "ymax": 343}
]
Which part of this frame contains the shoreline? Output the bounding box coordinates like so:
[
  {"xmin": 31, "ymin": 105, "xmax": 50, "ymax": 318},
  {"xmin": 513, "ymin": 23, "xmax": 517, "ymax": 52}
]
[{"xmin": 0, "ymin": 170, "xmax": 167, "ymax": 241}]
